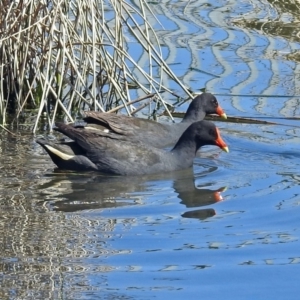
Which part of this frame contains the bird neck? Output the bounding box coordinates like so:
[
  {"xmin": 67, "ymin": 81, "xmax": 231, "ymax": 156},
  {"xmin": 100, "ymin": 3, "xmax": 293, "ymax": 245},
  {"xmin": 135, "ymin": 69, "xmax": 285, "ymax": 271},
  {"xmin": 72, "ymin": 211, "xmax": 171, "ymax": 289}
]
[
  {"xmin": 171, "ymin": 131, "xmax": 198, "ymax": 162},
  {"xmin": 181, "ymin": 104, "xmax": 205, "ymax": 123}
]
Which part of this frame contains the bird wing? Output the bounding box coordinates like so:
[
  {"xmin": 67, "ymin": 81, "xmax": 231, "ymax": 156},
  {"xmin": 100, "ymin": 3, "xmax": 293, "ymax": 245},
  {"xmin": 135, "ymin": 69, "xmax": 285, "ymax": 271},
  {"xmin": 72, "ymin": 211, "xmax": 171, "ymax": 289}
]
[
  {"xmin": 54, "ymin": 122, "xmax": 169, "ymax": 175},
  {"xmin": 82, "ymin": 111, "xmax": 169, "ymax": 135}
]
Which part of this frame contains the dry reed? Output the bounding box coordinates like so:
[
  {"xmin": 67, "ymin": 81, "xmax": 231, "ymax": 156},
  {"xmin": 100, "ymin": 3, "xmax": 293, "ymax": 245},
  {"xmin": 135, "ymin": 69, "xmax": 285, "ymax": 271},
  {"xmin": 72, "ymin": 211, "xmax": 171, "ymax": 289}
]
[{"xmin": 0, "ymin": 0, "xmax": 193, "ymax": 132}]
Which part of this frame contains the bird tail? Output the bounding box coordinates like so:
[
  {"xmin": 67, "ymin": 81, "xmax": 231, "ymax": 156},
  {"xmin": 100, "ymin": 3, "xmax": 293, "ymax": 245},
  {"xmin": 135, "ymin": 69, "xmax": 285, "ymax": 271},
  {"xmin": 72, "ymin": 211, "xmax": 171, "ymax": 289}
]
[{"xmin": 36, "ymin": 138, "xmax": 97, "ymax": 171}]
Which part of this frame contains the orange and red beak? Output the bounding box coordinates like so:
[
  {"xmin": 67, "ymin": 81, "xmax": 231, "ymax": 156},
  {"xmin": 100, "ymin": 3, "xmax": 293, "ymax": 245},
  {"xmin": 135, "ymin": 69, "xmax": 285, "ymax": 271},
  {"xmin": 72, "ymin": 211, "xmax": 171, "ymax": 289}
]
[
  {"xmin": 213, "ymin": 192, "xmax": 223, "ymax": 202},
  {"xmin": 215, "ymin": 128, "xmax": 229, "ymax": 153},
  {"xmin": 216, "ymin": 105, "xmax": 227, "ymax": 119},
  {"xmin": 213, "ymin": 187, "xmax": 227, "ymax": 202}
]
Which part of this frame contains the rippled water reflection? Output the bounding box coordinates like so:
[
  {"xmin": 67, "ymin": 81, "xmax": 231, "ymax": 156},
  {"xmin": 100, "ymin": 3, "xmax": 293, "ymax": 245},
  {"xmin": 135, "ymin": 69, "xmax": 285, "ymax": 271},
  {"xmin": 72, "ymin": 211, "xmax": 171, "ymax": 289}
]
[
  {"xmin": 2, "ymin": 0, "xmax": 300, "ymax": 298},
  {"xmin": 1, "ymin": 117, "xmax": 300, "ymax": 299}
]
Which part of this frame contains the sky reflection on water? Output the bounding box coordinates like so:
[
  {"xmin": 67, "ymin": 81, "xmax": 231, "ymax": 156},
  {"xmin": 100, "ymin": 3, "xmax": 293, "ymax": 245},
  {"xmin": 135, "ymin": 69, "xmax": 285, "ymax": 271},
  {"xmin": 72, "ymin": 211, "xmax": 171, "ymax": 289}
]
[{"xmin": 2, "ymin": 0, "xmax": 300, "ymax": 298}]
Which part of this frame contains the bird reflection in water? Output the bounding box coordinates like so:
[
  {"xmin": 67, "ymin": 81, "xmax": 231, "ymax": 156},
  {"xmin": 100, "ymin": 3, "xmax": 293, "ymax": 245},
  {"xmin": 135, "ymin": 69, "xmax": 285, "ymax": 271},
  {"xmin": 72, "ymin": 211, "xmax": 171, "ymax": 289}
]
[
  {"xmin": 174, "ymin": 175, "xmax": 226, "ymax": 220},
  {"xmin": 181, "ymin": 208, "xmax": 216, "ymax": 220},
  {"xmin": 38, "ymin": 169, "xmax": 226, "ymax": 220}
]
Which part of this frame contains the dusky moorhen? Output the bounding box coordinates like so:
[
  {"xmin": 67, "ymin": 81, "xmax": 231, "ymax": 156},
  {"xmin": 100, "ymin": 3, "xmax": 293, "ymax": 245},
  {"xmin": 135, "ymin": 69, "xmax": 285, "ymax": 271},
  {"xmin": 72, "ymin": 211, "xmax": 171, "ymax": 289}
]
[
  {"xmin": 37, "ymin": 120, "xmax": 228, "ymax": 176},
  {"xmin": 78, "ymin": 93, "xmax": 227, "ymax": 148}
]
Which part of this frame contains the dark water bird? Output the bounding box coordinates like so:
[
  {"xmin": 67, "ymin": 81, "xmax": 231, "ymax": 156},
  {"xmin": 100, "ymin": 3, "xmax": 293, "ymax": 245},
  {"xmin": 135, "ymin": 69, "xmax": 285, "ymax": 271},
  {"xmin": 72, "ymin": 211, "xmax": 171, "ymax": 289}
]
[
  {"xmin": 78, "ymin": 93, "xmax": 227, "ymax": 148},
  {"xmin": 37, "ymin": 120, "xmax": 229, "ymax": 176}
]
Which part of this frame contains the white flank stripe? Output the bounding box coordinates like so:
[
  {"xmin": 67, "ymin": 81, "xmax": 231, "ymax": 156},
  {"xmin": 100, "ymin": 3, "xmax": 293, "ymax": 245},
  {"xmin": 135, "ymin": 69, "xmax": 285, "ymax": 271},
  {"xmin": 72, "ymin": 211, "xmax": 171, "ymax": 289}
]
[{"xmin": 45, "ymin": 145, "xmax": 74, "ymax": 160}]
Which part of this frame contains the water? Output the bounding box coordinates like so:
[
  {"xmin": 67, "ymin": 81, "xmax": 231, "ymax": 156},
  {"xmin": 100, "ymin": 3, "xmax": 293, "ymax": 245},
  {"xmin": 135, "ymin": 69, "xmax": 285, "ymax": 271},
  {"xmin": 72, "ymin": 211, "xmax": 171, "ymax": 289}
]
[
  {"xmin": 2, "ymin": 0, "xmax": 300, "ymax": 299},
  {"xmin": 1, "ymin": 118, "xmax": 300, "ymax": 299}
]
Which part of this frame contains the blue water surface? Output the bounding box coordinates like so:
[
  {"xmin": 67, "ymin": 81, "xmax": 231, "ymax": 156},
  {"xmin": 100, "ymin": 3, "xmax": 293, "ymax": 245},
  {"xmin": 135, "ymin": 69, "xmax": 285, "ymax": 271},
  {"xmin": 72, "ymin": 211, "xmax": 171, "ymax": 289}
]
[{"xmin": 1, "ymin": 0, "xmax": 300, "ymax": 299}]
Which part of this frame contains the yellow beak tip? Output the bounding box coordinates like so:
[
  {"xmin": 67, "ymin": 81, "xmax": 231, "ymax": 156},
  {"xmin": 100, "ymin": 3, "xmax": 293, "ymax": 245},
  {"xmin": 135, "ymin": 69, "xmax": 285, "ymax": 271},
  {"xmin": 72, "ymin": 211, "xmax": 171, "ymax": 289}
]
[
  {"xmin": 222, "ymin": 146, "xmax": 229, "ymax": 153},
  {"xmin": 221, "ymin": 113, "xmax": 227, "ymax": 119}
]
